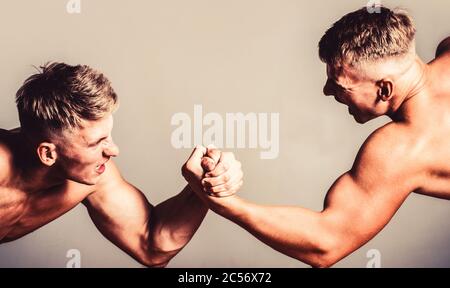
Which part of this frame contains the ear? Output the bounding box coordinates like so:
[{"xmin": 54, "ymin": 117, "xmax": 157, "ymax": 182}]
[
  {"xmin": 36, "ymin": 142, "xmax": 58, "ymax": 166},
  {"xmin": 377, "ymin": 79, "xmax": 394, "ymax": 101}
]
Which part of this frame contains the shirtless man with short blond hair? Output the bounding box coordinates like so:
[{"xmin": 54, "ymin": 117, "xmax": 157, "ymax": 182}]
[
  {"xmin": 197, "ymin": 6, "xmax": 450, "ymax": 267},
  {"xmin": 0, "ymin": 62, "xmax": 243, "ymax": 267},
  {"xmin": 1, "ymin": 6, "xmax": 448, "ymax": 268}
]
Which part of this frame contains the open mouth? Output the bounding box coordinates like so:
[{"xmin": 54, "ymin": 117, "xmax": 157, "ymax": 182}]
[
  {"xmin": 95, "ymin": 159, "xmax": 109, "ymax": 174},
  {"xmin": 95, "ymin": 164, "xmax": 106, "ymax": 174}
]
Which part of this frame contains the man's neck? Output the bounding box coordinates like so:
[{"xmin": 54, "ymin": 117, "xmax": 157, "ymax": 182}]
[
  {"xmin": 14, "ymin": 131, "xmax": 66, "ymax": 193},
  {"xmin": 387, "ymin": 57, "xmax": 430, "ymax": 123},
  {"xmin": 21, "ymin": 165, "xmax": 66, "ymax": 194}
]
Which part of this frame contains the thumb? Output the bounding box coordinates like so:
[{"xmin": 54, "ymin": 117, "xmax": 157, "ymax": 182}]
[
  {"xmin": 206, "ymin": 144, "xmax": 221, "ymax": 166},
  {"xmin": 201, "ymin": 156, "xmax": 216, "ymax": 172}
]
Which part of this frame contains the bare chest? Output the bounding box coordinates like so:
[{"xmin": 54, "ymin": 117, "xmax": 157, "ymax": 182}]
[{"xmin": 0, "ymin": 184, "xmax": 91, "ymax": 243}]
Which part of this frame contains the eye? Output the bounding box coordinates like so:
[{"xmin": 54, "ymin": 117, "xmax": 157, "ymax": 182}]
[{"xmin": 90, "ymin": 139, "xmax": 104, "ymax": 148}]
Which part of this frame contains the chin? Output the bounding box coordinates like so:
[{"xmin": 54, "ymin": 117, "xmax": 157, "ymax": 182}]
[
  {"xmin": 350, "ymin": 112, "xmax": 366, "ymax": 123},
  {"xmin": 353, "ymin": 113, "xmax": 377, "ymax": 124},
  {"xmin": 354, "ymin": 116, "xmax": 367, "ymax": 124},
  {"xmin": 81, "ymin": 179, "xmax": 98, "ymax": 186},
  {"xmin": 69, "ymin": 175, "xmax": 100, "ymax": 186}
]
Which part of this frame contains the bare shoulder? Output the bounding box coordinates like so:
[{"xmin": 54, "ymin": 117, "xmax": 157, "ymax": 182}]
[
  {"xmin": 436, "ymin": 37, "xmax": 450, "ymax": 58},
  {"xmin": 354, "ymin": 123, "xmax": 411, "ymax": 166},
  {"xmin": 350, "ymin": 123, "xmax": 421, "ymax": 193}
]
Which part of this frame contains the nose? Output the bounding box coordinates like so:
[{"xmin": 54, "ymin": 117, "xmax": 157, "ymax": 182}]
[{"xmin": 103, "ymin": 139, "xmax": 120, "ymax": 157}]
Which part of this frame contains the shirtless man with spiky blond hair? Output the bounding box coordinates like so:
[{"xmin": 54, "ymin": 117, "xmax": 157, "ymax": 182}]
[
  {"xmin": 197, "ymin": 7, "xmax": 450, "ymax": 267},
  {"xmin": 0, "ymin": 62, "xmax": 243, "ymax": 267}
]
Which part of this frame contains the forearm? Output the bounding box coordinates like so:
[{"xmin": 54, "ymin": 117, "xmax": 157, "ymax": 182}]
[
  {"xmin": 146, "ymin": 185, "xmax": 208, "ymax": 266},
  {"xmin": 209, "ymin": 196, "xmax": 338, "ymax": 267}
]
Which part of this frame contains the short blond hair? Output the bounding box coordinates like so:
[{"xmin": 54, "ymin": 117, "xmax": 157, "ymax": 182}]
[
  {"xmin": 16, "ymin": 62, "xmax": 118, "ymax": 136},
  {"xmin": 318, "ymin": 6, "xmax": 416, "ymax": 67}
]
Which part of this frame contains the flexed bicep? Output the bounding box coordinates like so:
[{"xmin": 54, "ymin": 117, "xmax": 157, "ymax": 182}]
[
  {"xmin": 321, "ymin": 172, "xmax": 407, "ymax": 257},
  {"xmin": 83, "ymin": 150, "xmax": 210, "ymax": 267},
  {"xmin": 82, "ymin": 160, "xmax": 158, "ymax": 266},
  {"xmin": 319, "ymin": 130, "xmax": 419, "ymax": 264}
]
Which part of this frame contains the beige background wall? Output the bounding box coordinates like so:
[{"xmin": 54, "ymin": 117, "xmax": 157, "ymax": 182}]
[{"xmin": 0, "ymin": 0, "xmax": 449, "ymax": 267}]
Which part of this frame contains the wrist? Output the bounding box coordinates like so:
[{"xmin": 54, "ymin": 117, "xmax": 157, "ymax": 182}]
[
  {"xmin": 184, "ymin": 185, "xmax": 210, "ymax": 209},
  {"xmin": 208, "ymin": 195, "xmax": 248, "ymax": 221}
]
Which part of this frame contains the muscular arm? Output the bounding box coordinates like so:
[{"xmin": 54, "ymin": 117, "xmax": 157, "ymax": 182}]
[
  {"xmin": 82, "ymin": 160, "xmax": 208, "ymax": 267},
  {"xmin": 206, "ymin": 127, "xmax": 420, "ymax": 267}
]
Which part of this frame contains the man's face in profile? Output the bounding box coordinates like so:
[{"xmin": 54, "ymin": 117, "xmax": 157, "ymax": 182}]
[
  {"xmin": 54, "ymin": 114, "xmax": 120, "ymax": 185},
  {"xmin": 323, "ymin": 63, "xmax": 381, "ymax": 124}
]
